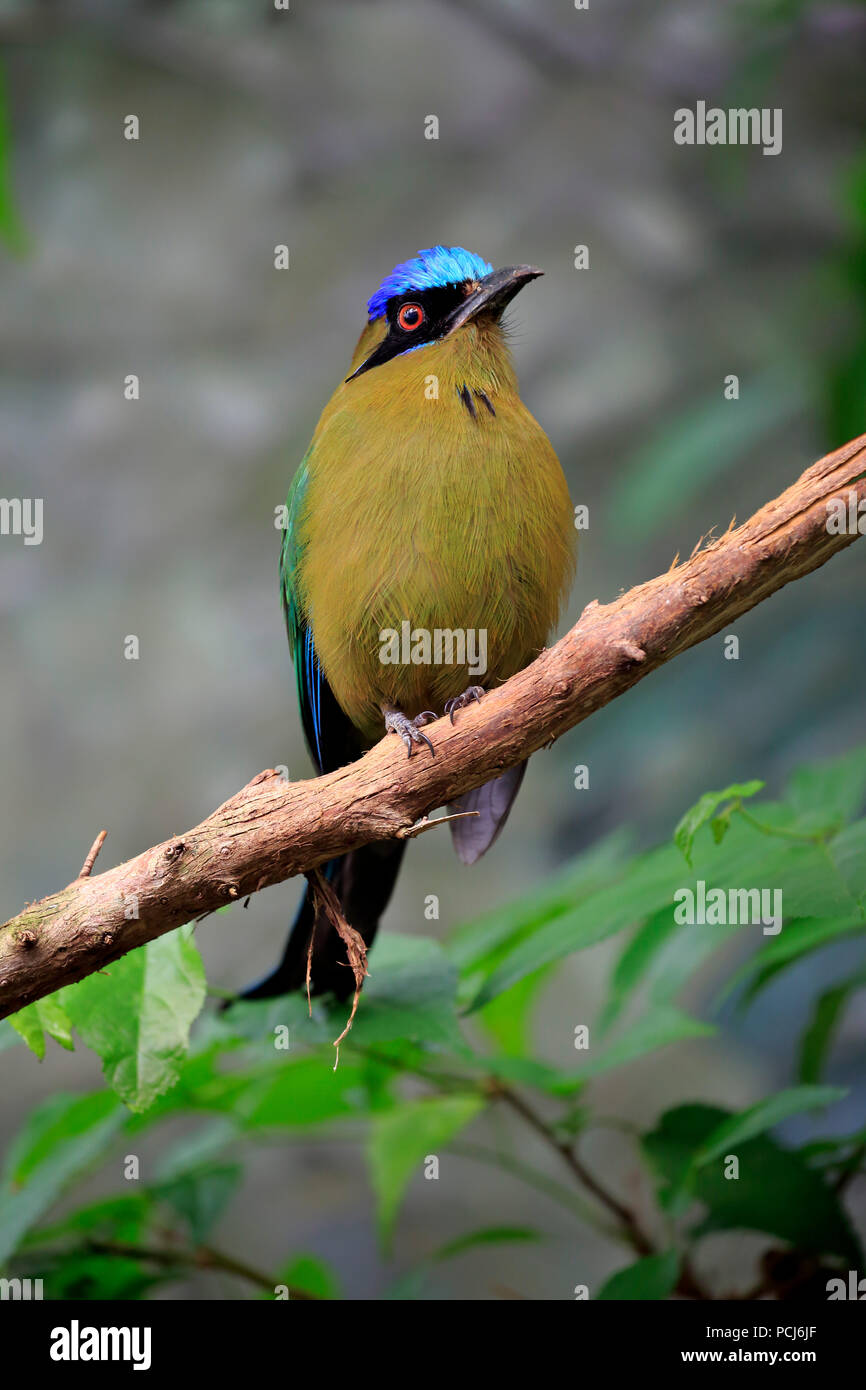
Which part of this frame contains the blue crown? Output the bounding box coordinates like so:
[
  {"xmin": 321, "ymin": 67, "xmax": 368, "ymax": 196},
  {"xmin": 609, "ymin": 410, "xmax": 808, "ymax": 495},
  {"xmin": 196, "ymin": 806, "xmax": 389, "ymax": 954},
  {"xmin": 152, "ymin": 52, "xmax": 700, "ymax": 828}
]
[{"xmin": 367, "ymin": 245, "xmax": 494, "ymax": 321}]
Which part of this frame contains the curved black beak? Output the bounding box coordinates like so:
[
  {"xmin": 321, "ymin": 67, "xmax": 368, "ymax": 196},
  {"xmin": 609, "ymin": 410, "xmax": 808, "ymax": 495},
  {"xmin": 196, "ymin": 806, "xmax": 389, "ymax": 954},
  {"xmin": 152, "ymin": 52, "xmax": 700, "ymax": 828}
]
[{"xmin": 443, "ymin": 264, "xmax": 543, "ymax": 335}]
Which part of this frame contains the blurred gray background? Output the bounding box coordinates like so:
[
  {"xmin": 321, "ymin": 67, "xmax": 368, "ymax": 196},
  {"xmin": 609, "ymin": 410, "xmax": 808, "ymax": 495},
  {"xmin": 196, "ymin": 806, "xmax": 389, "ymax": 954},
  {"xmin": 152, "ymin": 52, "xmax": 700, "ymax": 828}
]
[{"xmin": 1, "ymin": 0, "xmax": 865, "ymax": 1298}]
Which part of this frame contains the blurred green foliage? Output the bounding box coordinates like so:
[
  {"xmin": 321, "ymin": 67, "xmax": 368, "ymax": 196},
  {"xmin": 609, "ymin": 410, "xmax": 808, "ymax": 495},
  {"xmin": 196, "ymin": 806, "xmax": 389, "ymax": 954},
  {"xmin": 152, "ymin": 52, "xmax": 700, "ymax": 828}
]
[
  {"xmin": 0, "ymin": 64, "xmax": 27, "ymax": 254},
  {"xmin": 1, "ymin": 744, "xmax": 865, "ymax": 1299}
]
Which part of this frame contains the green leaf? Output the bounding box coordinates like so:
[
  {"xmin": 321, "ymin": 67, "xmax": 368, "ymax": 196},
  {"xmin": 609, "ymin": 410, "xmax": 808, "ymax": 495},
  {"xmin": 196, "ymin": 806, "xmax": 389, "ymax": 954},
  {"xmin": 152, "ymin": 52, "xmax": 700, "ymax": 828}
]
[
  {"xmin": 37, "ymin": 994, "xmax": 75, "ymax": 1050},
  {"xmin": 61, "ymin": 927, "xmax": 206, "ymax": 1111},
  {"xmin": 478, "ymin": 966, "xmax": 553, "ymax": 1056},
  {"xmin": 384, "ymin": 1224, "xmax": 541, "ymax": 1298},
  {"xmin": 275, "ymin": 1253, "xmax": 340, "ymax": 1300},
  {"xmin": 229, "ymin": 1056, "xmax": 386, "ymax": 1129},
  {"xmin": 798, "ymin": 971, "xmax": 866, "ymax": 1084},
  {"xmin": 451, "ymin": 831, "xmax": 631, "ymax": 985},
  {"xmin": 40, "ymin": 1251, "xmax": 166, "ymax": 1301},
  {"xmin": 829, "ymin": 820, "xmax": 866, "ymax": 905},
  {"xmin": 643, "ymin": 1104, "xmax": 860, "ymax": 1262},
  {"xmin": 0, "ymin": 1091, "xmax": 123, "ymax": 1264},
  {"xmin": 674, "ymin": 781, "xmax": 765, "ymax": 867},
  {"xmin": 691, "ymin": 1086, "xmax": 847, "ymax": 1168},
  {"xmin": 600, "ymin": 907, "xmax": 683, "ymax": 1034},
  {"xmin": 468, "ymin": 757, "xmax": 865, "ymax": 1013},
  {"xmin": 9, "ymin": 995, "xmax": 75, "ymax": 1060},
  {"xmin": 597, "ymin": 1249, "xmax": 680, "ymax": 1301},
  {"xmin": 711, "ymin": 803, "xmax": 735, "ymax": 846},
  {"xmin": 469, "ymin": 842, "xmax": 685, "ymax": 1010},
  {"xmin": 367, "ymin": 1095, "xmax": 485, "ymax": 1246},
  {"xmin": 8, "ymin": 1004, "xmax": 46, "ymax": 1059},
  {"xmin": 433, "ymin": 1225, "xmax": 541, "ymax": 1261},
  {"xmin": 720, "ymin": 912, "xmax": 866, "ymax": 1008},
  {"xmin": 21, "ymin": 1194, "xmax": 151, "ymax": 1251},
  {"xmin": 154, "ymin": 1162, "xmax": 241, "ymax": 1244},
  {"xmin": 786, "ymin": 747, "xmax": 866, "ymax": 828}
]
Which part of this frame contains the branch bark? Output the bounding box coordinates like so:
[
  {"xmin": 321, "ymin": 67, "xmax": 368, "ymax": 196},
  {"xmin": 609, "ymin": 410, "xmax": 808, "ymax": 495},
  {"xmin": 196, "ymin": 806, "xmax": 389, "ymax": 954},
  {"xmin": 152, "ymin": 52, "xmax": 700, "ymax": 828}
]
[{"xmin": 2, "ymin": 432, "xmax": 865, "ymax": 1019}]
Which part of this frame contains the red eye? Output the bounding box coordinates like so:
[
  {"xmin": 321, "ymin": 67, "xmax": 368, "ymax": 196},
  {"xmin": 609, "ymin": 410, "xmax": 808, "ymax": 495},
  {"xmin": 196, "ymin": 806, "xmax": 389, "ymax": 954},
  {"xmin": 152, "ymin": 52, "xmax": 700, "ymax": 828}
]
[{"xmin": 397, "ymin": 302, "xmax": 425, "ymax": 331}]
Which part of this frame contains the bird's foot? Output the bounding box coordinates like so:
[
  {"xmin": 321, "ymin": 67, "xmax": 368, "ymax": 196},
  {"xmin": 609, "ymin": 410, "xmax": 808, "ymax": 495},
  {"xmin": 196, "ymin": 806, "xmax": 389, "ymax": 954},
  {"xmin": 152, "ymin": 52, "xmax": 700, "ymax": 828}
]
[
  {"xmin": 444, "ymin": 685, "xmax": 484, "ymax": 725},
  {"xmin": 383, "ymin": 707, "xmax": 437, "ymax": 758}
]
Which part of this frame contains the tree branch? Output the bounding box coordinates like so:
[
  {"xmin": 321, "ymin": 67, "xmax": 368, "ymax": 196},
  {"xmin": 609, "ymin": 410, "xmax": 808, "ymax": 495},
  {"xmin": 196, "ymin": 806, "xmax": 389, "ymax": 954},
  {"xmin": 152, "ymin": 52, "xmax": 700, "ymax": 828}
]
[{"xmin": 1, "ymin": 432, "xmax": 865, "ymax": 1018}]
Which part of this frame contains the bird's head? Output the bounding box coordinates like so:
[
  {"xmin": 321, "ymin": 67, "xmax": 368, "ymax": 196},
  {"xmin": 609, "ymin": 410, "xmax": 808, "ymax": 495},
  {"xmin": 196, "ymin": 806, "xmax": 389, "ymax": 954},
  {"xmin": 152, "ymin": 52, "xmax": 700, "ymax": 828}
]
[{"xmin": 345, "ymin": 245, "xmax": 542, "ymax": 383}]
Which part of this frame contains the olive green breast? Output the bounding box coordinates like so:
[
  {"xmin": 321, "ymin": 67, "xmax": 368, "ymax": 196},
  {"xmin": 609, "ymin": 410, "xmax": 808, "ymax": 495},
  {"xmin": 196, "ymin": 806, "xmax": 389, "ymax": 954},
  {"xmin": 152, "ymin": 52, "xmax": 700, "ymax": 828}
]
[{"xmin": 296, "ymin": 321, "xmax": 576, "ymax": 744}]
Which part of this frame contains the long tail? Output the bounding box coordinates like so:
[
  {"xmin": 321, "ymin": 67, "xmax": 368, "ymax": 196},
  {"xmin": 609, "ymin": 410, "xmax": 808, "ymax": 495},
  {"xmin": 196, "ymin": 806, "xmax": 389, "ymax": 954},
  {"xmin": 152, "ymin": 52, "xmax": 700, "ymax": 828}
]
[
  {"xmin": 448, "ymin": 762, "xmax": 527, "ymax": 864},
  {"xmin": 238, "ymin": 840, "xmax": 406, "ymax": 1001}
]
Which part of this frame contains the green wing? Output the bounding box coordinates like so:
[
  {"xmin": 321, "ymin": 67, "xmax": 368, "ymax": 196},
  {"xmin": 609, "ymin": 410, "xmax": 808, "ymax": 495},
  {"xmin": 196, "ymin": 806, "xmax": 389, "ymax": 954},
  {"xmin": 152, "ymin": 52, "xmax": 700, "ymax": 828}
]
[{"xmin": 279, "ymin": 450, "xmax": 362, "ymax": 775}]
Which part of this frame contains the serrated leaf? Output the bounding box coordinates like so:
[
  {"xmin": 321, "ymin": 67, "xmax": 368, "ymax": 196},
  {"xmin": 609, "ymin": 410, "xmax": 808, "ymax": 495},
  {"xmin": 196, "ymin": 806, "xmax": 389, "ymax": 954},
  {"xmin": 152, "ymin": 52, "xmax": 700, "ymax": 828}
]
[
  {"xmin": 367, "ymin": 1095, "xmax": 485, "ymax": 1246},
  {"xmin": 598, "ymin": 1249, "xmax": 680, "ymax": 1301},
  {"xmin": 61, "ymin": 928, "xmax": 206, "ymax": 1111},
  {"xmin": 674, "ymin": 781, "xmax": 764, "ymax": 867}
]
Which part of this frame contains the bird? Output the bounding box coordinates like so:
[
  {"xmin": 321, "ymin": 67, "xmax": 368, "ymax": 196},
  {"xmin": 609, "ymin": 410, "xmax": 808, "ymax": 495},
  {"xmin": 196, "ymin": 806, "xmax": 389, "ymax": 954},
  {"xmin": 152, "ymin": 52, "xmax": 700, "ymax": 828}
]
[{"xmin": 240, "ymin": 245, "xmax": 575, "ymax": 1001}]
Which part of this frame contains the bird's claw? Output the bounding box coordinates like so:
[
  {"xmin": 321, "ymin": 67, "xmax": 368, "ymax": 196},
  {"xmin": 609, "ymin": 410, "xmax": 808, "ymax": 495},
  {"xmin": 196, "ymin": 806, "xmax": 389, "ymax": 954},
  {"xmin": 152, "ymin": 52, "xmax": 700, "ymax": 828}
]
[
  {"xmin": 444, "ymin": 686, "xmax": 484, "ymax": 725},
  {"xmin": 384, "ymin": 709, "xmax": 436, "ymax": 758}
]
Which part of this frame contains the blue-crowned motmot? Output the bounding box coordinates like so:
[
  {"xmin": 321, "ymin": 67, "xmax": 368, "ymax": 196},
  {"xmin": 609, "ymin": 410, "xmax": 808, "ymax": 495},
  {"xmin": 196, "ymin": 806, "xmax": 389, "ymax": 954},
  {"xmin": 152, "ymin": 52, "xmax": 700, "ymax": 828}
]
[{"xmin": 241, "ymin": 246, "xmax": 575, "ymax": 999}]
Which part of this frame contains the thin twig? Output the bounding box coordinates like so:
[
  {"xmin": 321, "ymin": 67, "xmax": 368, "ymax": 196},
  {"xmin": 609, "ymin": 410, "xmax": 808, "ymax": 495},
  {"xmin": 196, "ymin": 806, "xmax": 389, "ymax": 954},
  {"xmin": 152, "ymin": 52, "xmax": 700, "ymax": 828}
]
[
  {"xmin": 397, "ymin": 810, "xmax": 480, "ymax": 840},
  {"xmin": 491, "ymin": 1081, "xmax": 710, "ymax": 1298},
  {"xmin": 77, "ymin": 1239, "xmax": 316, "ymax": 1299},
  {"xmin": 77, "ymin": 830, "xmax": 107, "ymax": 879},
  {"xmin": 491, "ymin": 1082, "xmax": 653, "ymax": 1256}
]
